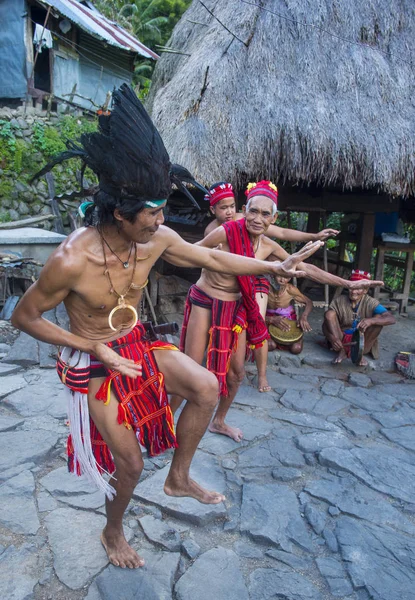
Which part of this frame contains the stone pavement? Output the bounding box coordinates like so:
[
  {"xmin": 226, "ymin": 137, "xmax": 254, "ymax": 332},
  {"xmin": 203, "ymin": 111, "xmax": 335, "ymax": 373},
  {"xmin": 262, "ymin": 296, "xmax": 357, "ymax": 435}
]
[{"xmin": 1, "ymin": 343, "xmax": 415, "ymax": 599}]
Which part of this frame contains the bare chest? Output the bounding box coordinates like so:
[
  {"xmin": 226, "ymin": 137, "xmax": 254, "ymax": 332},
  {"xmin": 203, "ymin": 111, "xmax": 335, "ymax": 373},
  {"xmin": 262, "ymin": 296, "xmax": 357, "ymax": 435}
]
[{"xmin": 71, "ymin": 255, "xmax": 152, "ymax": 312}]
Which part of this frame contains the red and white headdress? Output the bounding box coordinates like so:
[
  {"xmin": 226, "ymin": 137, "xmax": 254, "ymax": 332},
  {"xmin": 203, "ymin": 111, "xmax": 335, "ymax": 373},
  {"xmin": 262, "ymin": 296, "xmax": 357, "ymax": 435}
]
[
  {"xmin": 350, "ymin": 269, "xmax": 371, "ymax": 281},
  {"xmin": 204, "ymin": 182, "xmax": 234, "ymax": 206},
  {"xmin": 245, "ymin": 180, "xmax": 278, "ymax": 207}
]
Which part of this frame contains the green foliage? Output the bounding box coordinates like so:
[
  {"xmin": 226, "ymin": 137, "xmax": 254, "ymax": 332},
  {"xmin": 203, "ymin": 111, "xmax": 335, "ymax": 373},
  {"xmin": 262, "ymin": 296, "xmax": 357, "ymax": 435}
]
[
  {"xmin": 0, "ymin": 210, "xmax": 12, "ymax": 223},
  {"xmin": 60, "ymin": 115, "xmax": 97, "ymax": 140},
  {"xmin": 0, "ymin": 178, "xmax": 13, "ymax": 199},
  {"xmin": 96, "ymin": 0, "xmax": 191, "ymax": 47},
  {"xmin": 0, "ymin": 120, "xmax": 17, "ymax": 150},
  {"xmin": 96, "ymin": 0, "xmax": 192, "ymax": 95},
  {"xmin": 0, "ymin": 113, "xmax": 98, "ymax": 203},
  {"xmin": 32, "ymin": 122, "xmax": 66, "ymax": 157}
]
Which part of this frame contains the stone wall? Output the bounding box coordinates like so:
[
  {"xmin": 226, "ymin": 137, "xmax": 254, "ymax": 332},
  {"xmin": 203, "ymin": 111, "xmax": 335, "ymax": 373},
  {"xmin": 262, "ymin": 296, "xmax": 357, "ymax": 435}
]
[{"xmin": 0, "ymin": 105, "xmax": 95, "ymax": 232}]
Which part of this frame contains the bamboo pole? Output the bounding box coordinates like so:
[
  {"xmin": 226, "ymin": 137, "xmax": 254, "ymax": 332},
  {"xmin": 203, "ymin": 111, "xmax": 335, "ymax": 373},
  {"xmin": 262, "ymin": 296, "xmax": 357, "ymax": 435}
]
[
  {"xmin": 322, "ymin": 212, "xmax": 329, "ymax": 310},
  {"xmin": 0, "ymin": 215, "xmax": 56, "ymax": 230},
  {"xmin": 287, "ymin": 210, "xmax": 297, "ymax": 288}
]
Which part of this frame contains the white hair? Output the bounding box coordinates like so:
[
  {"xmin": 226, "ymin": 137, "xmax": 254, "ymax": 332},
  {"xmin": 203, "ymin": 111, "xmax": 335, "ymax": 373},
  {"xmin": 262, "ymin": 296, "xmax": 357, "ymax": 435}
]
[{"xmin": 246, "ymin": 197, "xmax": 277, "ymax": 216}]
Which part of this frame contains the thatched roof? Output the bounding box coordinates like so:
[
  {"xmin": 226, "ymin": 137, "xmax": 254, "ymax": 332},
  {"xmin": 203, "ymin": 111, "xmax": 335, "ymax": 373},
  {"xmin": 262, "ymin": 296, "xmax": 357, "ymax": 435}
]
[{"xmin": 147, "ymin": 1, "xmax": 415, "ymax": 198}]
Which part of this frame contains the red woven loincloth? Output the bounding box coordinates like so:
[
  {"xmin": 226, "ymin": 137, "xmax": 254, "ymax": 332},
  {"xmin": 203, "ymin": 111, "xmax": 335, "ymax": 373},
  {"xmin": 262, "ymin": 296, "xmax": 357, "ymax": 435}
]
[
  {"xmin": 57, "ymin": 323, "xmax": 178, "ymax": 477},
  {"xmin": 180, "ymin": 284, "xmax": 245, "ymax": 397},
  {"xmin": 223, "ymin": 219, "xmax": 269, "ymax": 349}
]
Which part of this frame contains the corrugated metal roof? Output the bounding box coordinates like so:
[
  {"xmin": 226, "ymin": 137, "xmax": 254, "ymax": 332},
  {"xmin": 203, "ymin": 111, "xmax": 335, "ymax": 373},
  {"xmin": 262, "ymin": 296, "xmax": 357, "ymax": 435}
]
[{"xmin": 37, "ymin": 0, "xmax": 159, "ymax": 59}]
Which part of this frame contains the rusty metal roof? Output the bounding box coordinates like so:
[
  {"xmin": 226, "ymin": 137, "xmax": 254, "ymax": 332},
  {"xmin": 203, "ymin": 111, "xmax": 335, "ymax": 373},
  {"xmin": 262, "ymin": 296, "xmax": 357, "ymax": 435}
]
[{"xmin": 37, "ymin": 0, "xmax": 159, "ymax": 59}]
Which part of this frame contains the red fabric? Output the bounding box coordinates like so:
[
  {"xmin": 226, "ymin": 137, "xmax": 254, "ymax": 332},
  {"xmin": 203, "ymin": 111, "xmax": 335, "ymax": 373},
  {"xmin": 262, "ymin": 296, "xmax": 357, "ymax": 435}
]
[
  {"xmin": 180, "ymin": 285, "xmax": 246, "ymax": 397},
  {"xmin": 255, "ymin": 277, "xmax": 270, "ymax": 295},
  {"xmin": 204, "ymin": 183, "xmax": 234, "ymax": 206},
  {"xmin": 350, "ymin": 269, "xmax": 371, "ymax": 281},
  {"xmin": 223, "ymin": 219, "xmax": 269, "ymax": 348},
  {"xmin": 342, "ymin": 332, "xmax": 353, "ymax": 358},
  {"xmin": 245, "ymin": 180, "xmax": 278, "ymax": 206},
  {"xmin": 59, "ymin": 323, "xmax": 178, "ymax": 476}
]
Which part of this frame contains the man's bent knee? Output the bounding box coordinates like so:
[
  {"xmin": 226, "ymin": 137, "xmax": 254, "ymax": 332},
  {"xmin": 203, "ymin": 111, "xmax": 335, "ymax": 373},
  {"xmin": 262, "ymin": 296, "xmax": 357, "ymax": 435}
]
[
  {"xmin": 324, "ymin": 311, "xmax": 338, "ymax": 324},
  {"xmin": 187, "ymin": 370, "xmax": 218, "ymax": 409},
  {"xmin": 114, "ymin": 454, "xmax": 144, "ymax": 485}
]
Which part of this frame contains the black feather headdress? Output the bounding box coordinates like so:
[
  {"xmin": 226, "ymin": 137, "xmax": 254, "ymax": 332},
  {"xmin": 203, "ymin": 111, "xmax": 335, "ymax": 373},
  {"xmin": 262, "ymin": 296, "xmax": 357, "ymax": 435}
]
[{"xmin": 32, "ymin": 84, "xmax": 206, "ymax": 209}]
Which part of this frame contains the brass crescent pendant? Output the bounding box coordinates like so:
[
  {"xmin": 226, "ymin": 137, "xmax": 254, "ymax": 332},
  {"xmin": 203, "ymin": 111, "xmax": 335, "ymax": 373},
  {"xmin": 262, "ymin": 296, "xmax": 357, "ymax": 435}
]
[{"xmin": 108, "ymin": 299, "xmax": 138, "ymax": 332}]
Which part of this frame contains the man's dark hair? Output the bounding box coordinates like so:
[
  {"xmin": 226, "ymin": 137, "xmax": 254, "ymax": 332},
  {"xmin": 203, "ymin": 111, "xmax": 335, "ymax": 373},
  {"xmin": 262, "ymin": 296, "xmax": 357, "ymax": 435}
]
[{"xmin": 84, "ymin": 190, "xmax": 146, "ymax": 227}]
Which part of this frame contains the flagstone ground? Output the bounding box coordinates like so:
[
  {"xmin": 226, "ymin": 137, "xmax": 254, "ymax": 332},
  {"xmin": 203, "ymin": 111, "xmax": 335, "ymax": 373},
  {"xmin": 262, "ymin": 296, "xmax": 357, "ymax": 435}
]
[{"xmin": 0, "ymin": 307, "xmax": 414, "ymax": 600}]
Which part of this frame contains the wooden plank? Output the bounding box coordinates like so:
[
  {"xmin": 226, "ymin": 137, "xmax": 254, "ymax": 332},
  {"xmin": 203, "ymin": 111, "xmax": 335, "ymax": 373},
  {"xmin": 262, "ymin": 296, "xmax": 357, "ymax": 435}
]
[{"xmin": 375, "ymin": 242, "xmax": 415, "ymax": 252}]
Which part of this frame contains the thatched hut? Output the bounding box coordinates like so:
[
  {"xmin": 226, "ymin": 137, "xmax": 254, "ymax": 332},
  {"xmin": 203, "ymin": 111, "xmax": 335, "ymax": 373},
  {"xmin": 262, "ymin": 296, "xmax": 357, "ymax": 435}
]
[
  {"xmin": 148, "ymin": 0, "xmax": 414, "ymax": 196},
  {"xmin": 147, "ymin": 0, "xmax": 415, "ymax": 272}
]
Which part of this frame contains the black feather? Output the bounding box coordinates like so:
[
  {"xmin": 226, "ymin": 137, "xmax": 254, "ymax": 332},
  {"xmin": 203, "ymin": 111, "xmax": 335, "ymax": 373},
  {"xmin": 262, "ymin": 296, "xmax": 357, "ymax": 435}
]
[{"xmin": 30, "ymin": 143, "xmax": 87, "ymax": 183}]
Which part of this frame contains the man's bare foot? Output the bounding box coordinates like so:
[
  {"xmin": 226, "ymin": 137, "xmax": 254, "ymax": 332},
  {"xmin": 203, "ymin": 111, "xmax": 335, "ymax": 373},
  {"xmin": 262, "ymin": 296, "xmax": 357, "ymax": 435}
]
[
  {"xmin": 358, "ymin": 356, "xmax": 368, "ymax": 366},
  {"xmin": 164, "ymin": 475, "xmax": 226, "ymax": 504},
  {"xmin": 258, "ymin": 375, "xmax": 272, "ymax": 393},
  {"xmin": 101, "ymin": 528, "xmax": 144, "ymax": 569},
  {"xmin": 209, "ymin": 420, "xmax": 243, "ymax": 442},
  {"xmin": 332, "ymin": 349, "xmax": 347, "ymax": 364}
]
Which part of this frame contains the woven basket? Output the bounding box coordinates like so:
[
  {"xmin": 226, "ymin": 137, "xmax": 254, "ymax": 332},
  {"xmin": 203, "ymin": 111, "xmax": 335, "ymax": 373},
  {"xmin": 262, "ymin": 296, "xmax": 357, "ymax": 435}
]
[{"xmin": 269, "ymin": 321, "xmax": 303, "ymax": 346}]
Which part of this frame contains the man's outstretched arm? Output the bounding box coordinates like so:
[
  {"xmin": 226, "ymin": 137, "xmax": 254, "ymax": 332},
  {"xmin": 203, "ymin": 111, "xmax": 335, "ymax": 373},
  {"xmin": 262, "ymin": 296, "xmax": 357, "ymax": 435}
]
[
  {"xmin": 268, "ymin": 242, "xmax": 383, "ymax": 289},
  {"xmin": 161, "ymin": 227, "xmax": 323, "ymax": 278},
  {"xmin": 265, "ymin": 223, "xmax": 339, "ymax": 242}
]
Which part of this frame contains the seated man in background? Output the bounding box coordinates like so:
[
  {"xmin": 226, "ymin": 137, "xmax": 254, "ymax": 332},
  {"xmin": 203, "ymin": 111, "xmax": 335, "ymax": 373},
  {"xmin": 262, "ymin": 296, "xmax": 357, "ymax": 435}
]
[
  {"xmin": 323, "ymin": 269, "xmax": 396, "ymax": 366},
  {"xmin": 266, "ymin": 274, "xmax": 313, "ymax": 355}
]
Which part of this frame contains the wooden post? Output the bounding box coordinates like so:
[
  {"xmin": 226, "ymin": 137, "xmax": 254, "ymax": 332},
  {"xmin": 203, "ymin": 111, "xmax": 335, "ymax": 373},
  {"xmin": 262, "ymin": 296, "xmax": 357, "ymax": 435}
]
[
  {"xmin": 374, "ymin": 245, "xmax": 385, "ymax": 300},
  {"xmin": 306, "ymin": 211, "xmax": 321, "ymax": 234},
  {"xmin": 322, "ymin": 212, "xmax": 329, "ymax": 310},
  {"xmin": 336, "ymin": 239, "xmax": 346, "ymax": 275},
  {"xmin": 357, "ymin": 213, "xmax": 376, "ymax": 272},
  {"xmin": 45, "ymin": 173, "xmax": 65, "ymax": 234},
  {"xmin": 287, "ymin": 210, "xmax": 297, "ymax": 287},
  {"xmin": 402, "ymin": 251, "xmax": 414, "ymax": 313}
]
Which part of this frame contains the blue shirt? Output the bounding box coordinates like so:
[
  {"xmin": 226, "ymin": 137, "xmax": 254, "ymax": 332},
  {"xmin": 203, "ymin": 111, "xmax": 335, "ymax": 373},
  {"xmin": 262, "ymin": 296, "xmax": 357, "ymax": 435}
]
[{"xmin": 344, "ymin": 303, "xmax": 387, "ymax": 334}]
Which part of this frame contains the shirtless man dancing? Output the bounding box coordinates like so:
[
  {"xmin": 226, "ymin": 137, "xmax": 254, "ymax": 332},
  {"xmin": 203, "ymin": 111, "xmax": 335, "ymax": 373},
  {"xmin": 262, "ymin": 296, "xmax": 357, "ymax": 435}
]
[
  {"xmin": 11, "ymin": 86, "xmax": 321, "ymax": 570},
  {"xmin": 203, "ymin": 181, "xmax": 338, "ymax": 391},
  {"xmin": 173, "ymin": 180, "xmax": 382, "ymax": 442}
]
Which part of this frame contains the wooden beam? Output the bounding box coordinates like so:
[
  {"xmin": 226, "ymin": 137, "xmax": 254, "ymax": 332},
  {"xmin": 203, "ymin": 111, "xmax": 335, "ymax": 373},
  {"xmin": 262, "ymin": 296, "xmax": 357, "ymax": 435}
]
[{"xmin": 278, "ymin": 189, "xmax": 400, "ymax": 214}]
